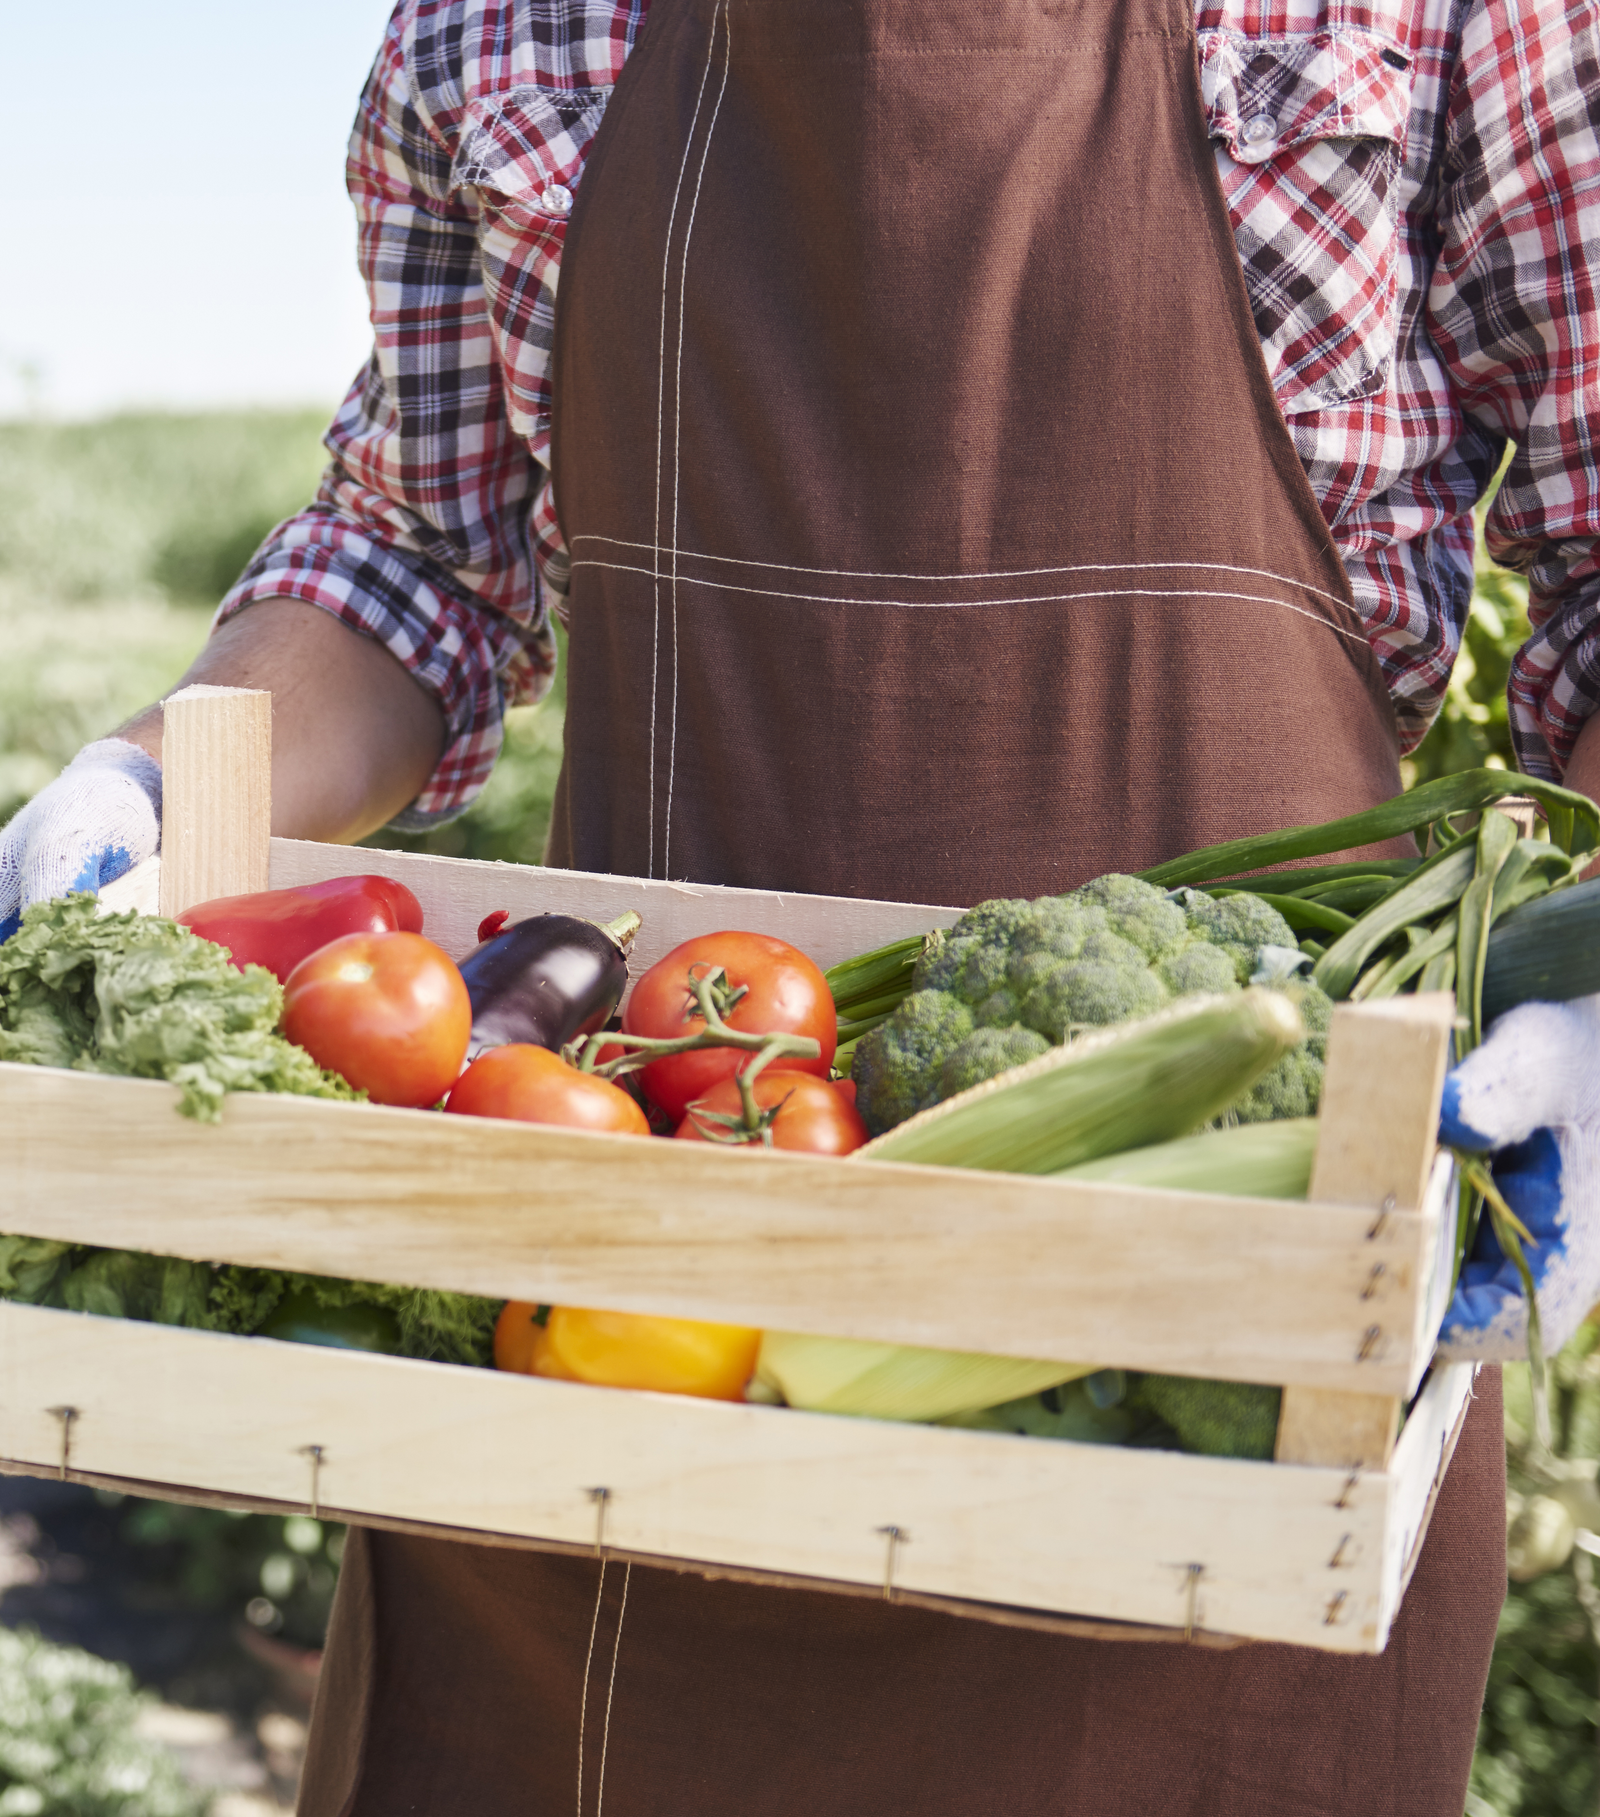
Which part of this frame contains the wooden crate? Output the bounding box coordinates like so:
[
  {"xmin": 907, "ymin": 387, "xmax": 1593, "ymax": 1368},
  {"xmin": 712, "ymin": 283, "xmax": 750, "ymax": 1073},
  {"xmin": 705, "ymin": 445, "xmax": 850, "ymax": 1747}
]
[{"xmin": 0, "ymin": 689, "xmax": 1474, "ymax": 1652}]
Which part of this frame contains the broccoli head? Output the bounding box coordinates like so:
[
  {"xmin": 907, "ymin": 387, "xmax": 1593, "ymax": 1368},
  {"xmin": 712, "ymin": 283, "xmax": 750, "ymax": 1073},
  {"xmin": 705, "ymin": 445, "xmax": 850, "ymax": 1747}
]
[
  {"xmin": 1125, "ymin": 1373, "xmax": 1282, "ymax": 1460},
  {"xmin": 853, "ymin": 875, "xmax": 1318, "ymax": 1134}
]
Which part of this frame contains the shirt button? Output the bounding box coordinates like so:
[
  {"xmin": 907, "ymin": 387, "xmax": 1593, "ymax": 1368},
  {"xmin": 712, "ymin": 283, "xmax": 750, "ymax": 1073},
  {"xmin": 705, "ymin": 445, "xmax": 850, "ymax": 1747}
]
[
  {"xmin": 1236, "ymin": 113, "xmax": 1279, "ymax": 163},
  {"xmin": 539, "ymin": 182, "xmax": 574, "ymax": 217}
]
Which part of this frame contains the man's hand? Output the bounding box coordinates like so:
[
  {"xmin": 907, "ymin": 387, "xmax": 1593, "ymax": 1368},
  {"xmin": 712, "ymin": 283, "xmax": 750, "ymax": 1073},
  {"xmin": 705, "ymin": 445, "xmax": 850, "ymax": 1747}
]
[
  {"xmin": 1438, "ymin": 996, "xmax": 1600, "ymax": 1362},
  {"xmin": 0, "ymin": 740, "xmax": 163, "ymax": 940}
]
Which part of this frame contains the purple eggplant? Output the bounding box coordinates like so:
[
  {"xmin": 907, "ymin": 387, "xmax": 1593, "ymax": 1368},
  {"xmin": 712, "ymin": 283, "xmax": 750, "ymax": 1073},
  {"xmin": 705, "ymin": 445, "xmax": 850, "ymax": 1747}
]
[{"xmin": 459, "ymin": 910, "xmax": 641, "ymax": 1059}]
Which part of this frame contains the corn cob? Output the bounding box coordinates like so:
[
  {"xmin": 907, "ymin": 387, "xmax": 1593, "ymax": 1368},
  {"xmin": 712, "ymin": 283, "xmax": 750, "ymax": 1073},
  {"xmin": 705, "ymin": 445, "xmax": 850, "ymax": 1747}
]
[
  {"xmin": 749, "ymin": 1333, "xmax": 1090, "ymax": 1421},
  {"xmin": 1051, "ymin": 1117, "xmax": 1317, "ymax": 1200}
]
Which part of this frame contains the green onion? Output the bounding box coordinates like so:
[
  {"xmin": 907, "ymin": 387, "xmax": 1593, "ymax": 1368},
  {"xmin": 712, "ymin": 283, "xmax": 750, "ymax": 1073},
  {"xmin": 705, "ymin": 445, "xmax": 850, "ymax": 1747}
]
[{"xmin": 1138, "ymin": 770, "xmax": 1599, "ymax": 889}]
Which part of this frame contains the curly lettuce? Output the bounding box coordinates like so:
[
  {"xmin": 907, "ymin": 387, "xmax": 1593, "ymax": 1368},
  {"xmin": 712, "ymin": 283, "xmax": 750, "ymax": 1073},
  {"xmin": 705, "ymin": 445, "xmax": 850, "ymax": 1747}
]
[{"xmin": 0, "ymin": 893, "xmax": 354, "ymax": 1120}]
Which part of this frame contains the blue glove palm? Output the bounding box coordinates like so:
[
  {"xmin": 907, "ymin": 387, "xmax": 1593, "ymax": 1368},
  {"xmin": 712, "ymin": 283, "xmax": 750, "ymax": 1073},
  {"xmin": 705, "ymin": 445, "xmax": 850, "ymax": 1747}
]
[
  {"xmin": 0, "ymin": 740, "xmax": 163, "ymax": 941},
  {"xmin": 1438, "ymin": 996, "xmax": 1600, "ymax": 1363}
]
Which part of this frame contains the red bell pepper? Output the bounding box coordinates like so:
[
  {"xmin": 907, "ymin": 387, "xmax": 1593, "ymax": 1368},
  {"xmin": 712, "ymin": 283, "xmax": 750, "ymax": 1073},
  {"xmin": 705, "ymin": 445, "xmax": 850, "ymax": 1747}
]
[{"xmin": 178, "ymin": 875, "xmax": 425, "ymax": 982}]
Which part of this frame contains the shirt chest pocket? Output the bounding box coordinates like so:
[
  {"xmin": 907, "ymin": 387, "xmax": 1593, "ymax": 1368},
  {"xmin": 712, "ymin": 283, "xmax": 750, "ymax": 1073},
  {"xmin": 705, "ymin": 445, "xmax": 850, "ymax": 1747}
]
[
  {"xmin": 1200, "ymin": 28, "xmax": 1413, "ymax": 415},
  {"xmin": 451, "ymin": 86, "xmax": 615, "ymax": 439}
]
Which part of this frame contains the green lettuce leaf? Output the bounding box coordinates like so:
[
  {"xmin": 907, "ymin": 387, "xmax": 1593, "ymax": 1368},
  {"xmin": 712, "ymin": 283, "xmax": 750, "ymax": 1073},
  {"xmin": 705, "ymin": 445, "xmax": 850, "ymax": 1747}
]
[{"xmin": 0, "ymin": 894, "xmax": 356, "ymax": 1120}]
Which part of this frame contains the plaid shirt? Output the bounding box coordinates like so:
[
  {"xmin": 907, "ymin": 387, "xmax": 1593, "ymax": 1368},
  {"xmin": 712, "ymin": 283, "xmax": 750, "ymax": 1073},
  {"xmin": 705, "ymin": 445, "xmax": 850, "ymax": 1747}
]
[{"xmin": 221, "ymin": 0, "xmax": 1600, "ymax": 829}]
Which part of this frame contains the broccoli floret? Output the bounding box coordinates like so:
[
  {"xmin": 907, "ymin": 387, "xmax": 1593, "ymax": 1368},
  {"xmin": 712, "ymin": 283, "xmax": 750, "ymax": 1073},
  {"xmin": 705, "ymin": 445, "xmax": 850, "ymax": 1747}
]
[
  {"xmin": 1232, "ymin": 1049, "xmax": 1321, "ymax": 1122},
  {"xmin": 1020, "ymin": 954, "xmax": 1169, "ymax": 1040},
  {"xmin": 1179, "ymin": 890, "xmax": 1299, "ymax": 985},
  {"xmin": 1229, "ymin": 980, "xmax": 1333, "ymax": 1123},
  {"xmin": 1126, "ymin": 1374, "xmax": 1282, "ymax": 1459},
  {"xmin": 914, "ymin": 900, "xmax": 1037, "ymax": 994},
  {"xmin": 1156, "ymin": 941, "xmax": 1239, "ymax": 996},
  {"xmin": 1072, "ymin": 874, "xmax": 1189, "ymax": 961},
  {"xmin": 853, "ymin": 990, "xmax": 976, "ymax": 1133},
  {"xmin": 937, "ymin": 1025, "xmax": 1051, "ymax": 1099}
]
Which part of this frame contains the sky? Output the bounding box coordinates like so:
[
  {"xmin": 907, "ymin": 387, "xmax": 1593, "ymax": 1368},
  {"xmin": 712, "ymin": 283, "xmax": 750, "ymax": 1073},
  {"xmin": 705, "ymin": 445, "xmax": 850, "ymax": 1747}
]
[{"xmin": 0, "ymin": 0, "xmax": 396, "ymax": 419}]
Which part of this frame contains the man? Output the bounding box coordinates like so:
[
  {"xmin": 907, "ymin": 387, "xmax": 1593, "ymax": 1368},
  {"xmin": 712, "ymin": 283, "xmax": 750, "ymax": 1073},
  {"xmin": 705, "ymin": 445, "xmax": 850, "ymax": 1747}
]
[{"xmin": 4, "ymin": 0, "xmax": 1600, "ymax": 1808}]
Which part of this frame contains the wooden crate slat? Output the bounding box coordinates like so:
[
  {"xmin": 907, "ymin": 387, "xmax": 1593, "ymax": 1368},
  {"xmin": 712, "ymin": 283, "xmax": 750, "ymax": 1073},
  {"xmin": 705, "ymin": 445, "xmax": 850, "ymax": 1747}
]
[
  {"xmin": 5, "ymin": 1061, "xmax": 1433, "ymax": 1394},
  {"xmin": 0, "ymin": 1301, "xmax": 1405, "ymax": 1653},
  {"xmin": 1275, "ymin": 997, "xmax": 1454, "ymax": 1468},
  {"xmin": 269, "ymin": 837, "xmax": 967, "ymax": 974},
  {"xmin": 157, "ymin": 687, "xmax": 272, "ymax": 919},
  {"xmin": 1376, "ymin": 1363, "xmax": 1478, "ymax": 1639}
]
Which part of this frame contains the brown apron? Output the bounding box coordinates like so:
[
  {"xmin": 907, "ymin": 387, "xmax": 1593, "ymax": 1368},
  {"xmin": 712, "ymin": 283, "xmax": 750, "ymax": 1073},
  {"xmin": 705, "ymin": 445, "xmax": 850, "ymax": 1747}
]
[{"xmin": 299, "ymin": 0, "xmax": 1505, "ymax": 1807}]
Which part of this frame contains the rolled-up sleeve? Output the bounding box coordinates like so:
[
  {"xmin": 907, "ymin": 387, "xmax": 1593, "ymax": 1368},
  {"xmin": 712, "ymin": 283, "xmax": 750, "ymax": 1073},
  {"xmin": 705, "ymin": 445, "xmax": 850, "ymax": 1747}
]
[
  {"xmin": 217, "ymin": 2, "xmax": 556, "ymax": 830},
  {"xmin": 1428, "ymin": 0, "xmax": 1600, "ymax": 780}
]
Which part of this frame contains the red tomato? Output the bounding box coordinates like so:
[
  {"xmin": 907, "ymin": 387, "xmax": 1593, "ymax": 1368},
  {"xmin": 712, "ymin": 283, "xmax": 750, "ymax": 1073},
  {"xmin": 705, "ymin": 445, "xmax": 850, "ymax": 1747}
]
[
  {"xmin": 623, "ymin": 932, "xmax": 836, "ymax": 1120},
  {"xmin": 281, "ymin": 930, "xmax": 471, "ymax": 1108},
  {"xmin": 674, "ymin": 1069, "xmax": 868, "ymax": 1154},
  {"xmin": 445, "ymin": 1045, "xmax": 649, "ymax": 1135},
  {"xmin": 832, "ymin": 1078, "xmax": 858, "ymax": 1108}
]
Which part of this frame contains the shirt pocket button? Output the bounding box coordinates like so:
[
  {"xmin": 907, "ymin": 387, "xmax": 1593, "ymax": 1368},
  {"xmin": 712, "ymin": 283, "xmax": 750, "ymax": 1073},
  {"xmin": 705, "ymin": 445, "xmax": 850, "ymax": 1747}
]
[
  {"xmin": 1236, "ymin": 112, "xmax": 1280, "ymax": 163},
  {"xmin": 538, "ymin": 183, "xmax": 574, "ymax": 217}
]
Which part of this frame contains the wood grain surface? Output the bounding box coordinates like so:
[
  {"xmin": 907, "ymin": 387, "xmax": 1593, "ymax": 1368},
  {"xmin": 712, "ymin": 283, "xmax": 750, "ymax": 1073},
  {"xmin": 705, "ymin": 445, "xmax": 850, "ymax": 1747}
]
[
  {"xmin": 0, "ymin": 1301, "xmax": 1411, "ymax": 1652},
  {"xmin": 4, "ymin": 1057, "xmax": 1435, "ymax": 1394}
]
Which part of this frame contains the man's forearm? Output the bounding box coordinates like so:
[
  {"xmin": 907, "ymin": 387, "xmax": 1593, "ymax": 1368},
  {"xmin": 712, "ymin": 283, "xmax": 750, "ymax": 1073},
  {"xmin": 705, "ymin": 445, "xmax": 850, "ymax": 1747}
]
[
  {"xmin": 119, "ymin": 600, "xmax": 446, "ymax": 844},
  {"xmin": 1564, "ymin": 713, "xmax": 1600, "ymax": 815},
  {"xmin": 1548, "ymin": 713, "xmax": 1600, "ymax": 880}
]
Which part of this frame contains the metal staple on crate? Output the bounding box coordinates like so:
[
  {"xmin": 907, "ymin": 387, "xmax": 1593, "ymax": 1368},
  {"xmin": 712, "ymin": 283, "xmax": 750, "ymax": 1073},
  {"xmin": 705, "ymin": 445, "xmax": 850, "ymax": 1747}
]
[
  {"xmin": 47, "ymin": 1407, "xmax": 77, "ymax": 1482},
  {"xmin": 1327, "ymin": 1533, "xmax": 1353, "ymax": 1569},
  {"xmin": 1334, "ymin": 1469, "xmax": 1361, "ymax": 1511},
  {"xmin": 1366, "ymin": 1193, "xmax": 1397, "ymax": 1242},
  {"xmin": 1324, "ymin": 1589, "xmax": 1348, "ymax": 1627},
  {"xmin": 1182, "ymin": 1563, "xmax": 1204, "ymax": 1641},
  {"xmin": 588, "ymin": 1486, "xmax": 612, "ymax": 1558},
  {"xmin": 300, "ymin": 1445, "xmax": 325, "ymax": 1520},
  {"xmin": 876, "ymin": 1525, "xmax": 906, "ymax": 1602}
]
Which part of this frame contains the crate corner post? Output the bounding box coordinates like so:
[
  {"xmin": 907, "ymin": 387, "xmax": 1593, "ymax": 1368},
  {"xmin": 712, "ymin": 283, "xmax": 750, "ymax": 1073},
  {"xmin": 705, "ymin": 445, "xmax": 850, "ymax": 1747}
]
[
  {"xmin": 1275, "ymin": 993, "xmax": 1454, "ymax": 1469},
  {"xmin": 157, "ymin": 684, "xmax": 273, "ymax": 919}
]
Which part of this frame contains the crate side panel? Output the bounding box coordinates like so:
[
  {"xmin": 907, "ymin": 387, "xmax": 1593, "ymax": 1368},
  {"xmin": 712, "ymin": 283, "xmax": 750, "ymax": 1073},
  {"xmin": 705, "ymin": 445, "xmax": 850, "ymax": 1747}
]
[
  {"xmin": 4, "ymin": 1064, "xmax": 1429, "ymax": 1394},
  {"xmin": 1375, "ymin": 1363, "xmax": 1478, "ymax": 1643},
  {"xmin": 0, "ymin": 1304, "xmax": 1392, "ymax": 1651},
  {"xmin": 268, "ymin": 839, "xmax": 966, "ymax": 972}
]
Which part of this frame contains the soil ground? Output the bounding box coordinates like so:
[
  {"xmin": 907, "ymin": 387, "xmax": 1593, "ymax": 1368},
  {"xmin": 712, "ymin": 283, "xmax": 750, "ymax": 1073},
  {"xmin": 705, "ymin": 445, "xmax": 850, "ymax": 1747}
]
[{"xmin": 0, "ymin": 1476, "xmax": 314, "ymax": 1812}]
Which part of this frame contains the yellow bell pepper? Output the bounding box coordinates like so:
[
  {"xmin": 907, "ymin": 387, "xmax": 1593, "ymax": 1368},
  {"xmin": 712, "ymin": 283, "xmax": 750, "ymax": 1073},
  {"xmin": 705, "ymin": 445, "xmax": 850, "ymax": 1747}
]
[{"xmin": 502, "ymin": 1303, "xmax": 761, "ymax": 1402}]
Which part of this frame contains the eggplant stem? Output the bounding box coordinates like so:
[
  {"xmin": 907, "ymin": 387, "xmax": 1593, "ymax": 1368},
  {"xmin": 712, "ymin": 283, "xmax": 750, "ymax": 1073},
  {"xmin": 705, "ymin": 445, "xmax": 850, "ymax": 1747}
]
[{"xmin": 603, "ymin": 910, "xmax": 643, "ymax": 950}]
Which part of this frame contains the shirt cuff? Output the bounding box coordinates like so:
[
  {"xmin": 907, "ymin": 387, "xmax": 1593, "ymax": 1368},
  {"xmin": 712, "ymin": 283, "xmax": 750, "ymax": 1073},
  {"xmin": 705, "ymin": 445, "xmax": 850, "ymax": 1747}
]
[
  {"xmin": 216, "ymin": 505, "xmax": 557, "ymax": 830},
  {"xmin": 1510, "ymin": 593, "xmax": 1600, "ymax": 782}
]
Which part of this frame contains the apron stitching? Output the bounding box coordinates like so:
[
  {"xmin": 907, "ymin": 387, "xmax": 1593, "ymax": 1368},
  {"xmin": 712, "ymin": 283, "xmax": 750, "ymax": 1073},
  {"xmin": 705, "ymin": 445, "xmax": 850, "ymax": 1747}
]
[
  {"xmin": 594, "ymin": 1561, "xmax": 632, "ymax": 1817},
  {"xmin": 572, "ymin": 533, "xmax": 1356, "ymax": 612},
  {"xmin": 570, "ymin": 560, "xmax": 1374, "ymax": 642},
  {"xmin": 576, "ymin": 1558, "xmax": 608, "ymax": 1817},
  {"xmin": 650, "ymin": 8, "xmax": 723, "ymax": 881},
  {"xmin": 664, "ymin": 0, "xmax": 733, "ymax": 880}
]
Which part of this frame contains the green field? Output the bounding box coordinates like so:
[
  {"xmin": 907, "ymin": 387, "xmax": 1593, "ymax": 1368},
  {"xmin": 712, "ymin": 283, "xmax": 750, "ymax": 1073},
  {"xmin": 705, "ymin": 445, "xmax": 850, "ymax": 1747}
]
[
  {"xmin": 0, "ymin": 408, "xmax": 1582, "ymax": 1814},
  {"xmin": 0, "ymin": 409, "xmax": 565, "ymax": 860}
]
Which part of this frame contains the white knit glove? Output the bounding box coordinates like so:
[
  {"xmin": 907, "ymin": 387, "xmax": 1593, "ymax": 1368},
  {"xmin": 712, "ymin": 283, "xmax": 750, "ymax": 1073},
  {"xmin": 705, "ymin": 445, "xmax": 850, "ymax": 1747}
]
[
  {"xmin": 0, "ymin": 740, "xmax": 162, "ymax": 942},
  {"xmin": 1437, "ymin": 996, "xmax": 1600, "ymax": 1363}
]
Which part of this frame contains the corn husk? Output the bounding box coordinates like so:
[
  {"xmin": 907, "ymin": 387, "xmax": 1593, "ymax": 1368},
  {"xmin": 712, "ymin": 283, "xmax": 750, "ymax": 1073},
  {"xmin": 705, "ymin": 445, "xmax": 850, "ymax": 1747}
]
[
  {"xmin": 751, "ymin": 1331, "xmax": 1091, "ymax": 1421},
  {"xmin": 1051, "ymin": 1117, "xmax": 1317, "ymax": 1200},
  {"xmin": 856, "ymin": 989, "xmax": 1303, "ymax": 1175}
]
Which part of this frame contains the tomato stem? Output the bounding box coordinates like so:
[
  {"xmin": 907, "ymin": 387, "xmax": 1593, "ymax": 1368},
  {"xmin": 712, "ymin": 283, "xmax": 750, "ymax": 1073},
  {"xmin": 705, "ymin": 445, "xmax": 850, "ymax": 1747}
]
[{"xmin": 565, "ymin": 965, "xmax": 821, "ymax": 1085}]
